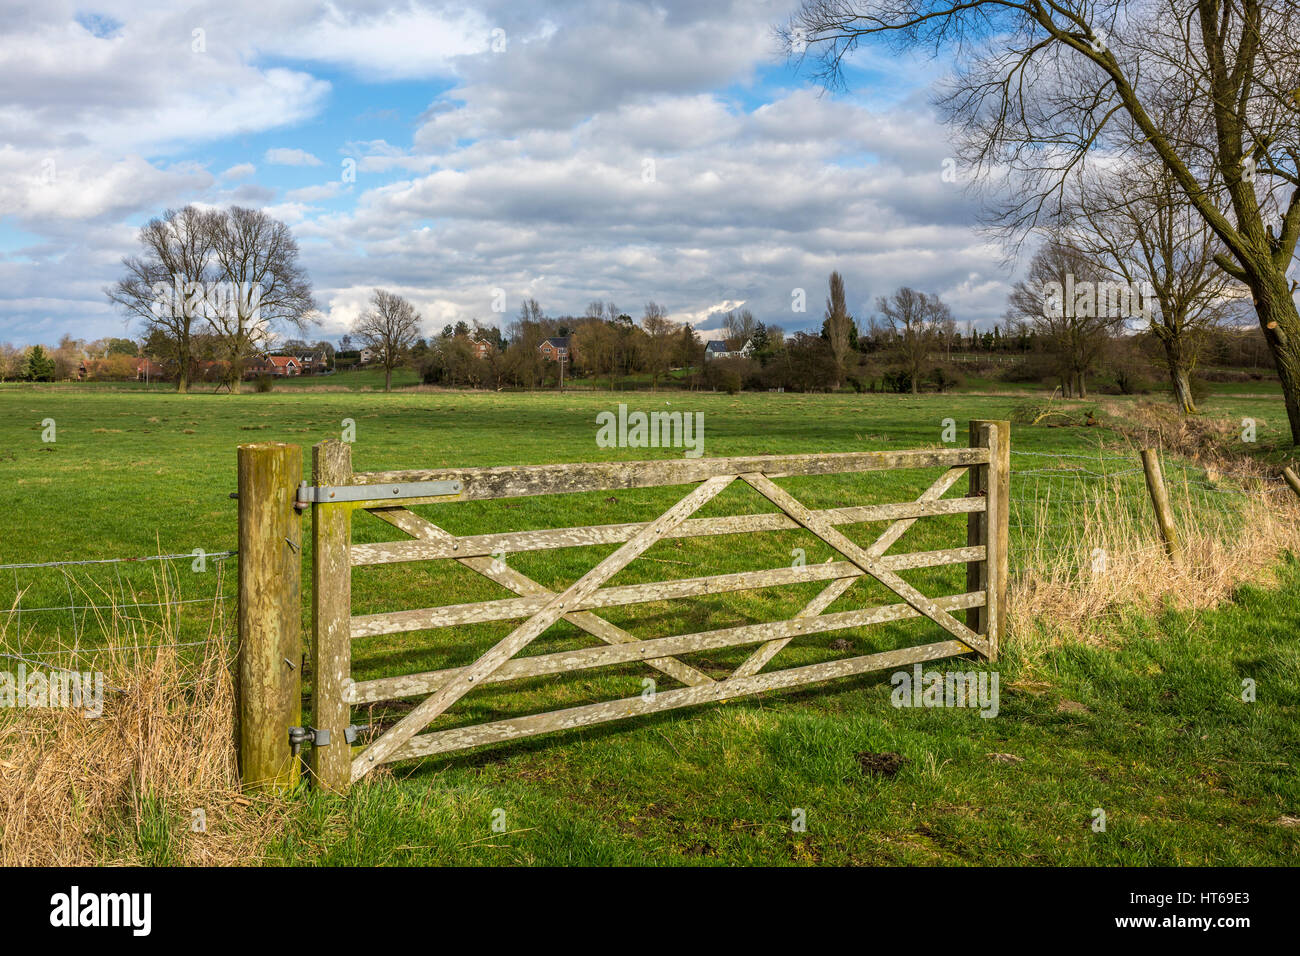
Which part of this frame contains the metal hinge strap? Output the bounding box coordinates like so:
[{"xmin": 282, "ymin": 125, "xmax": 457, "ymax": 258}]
[{"xmin": 295, "ymin": 479, "xmax": 462, "ymax": 508}]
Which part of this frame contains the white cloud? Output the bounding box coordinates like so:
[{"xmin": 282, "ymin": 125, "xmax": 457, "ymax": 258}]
[
  {"xmin": 285, "ymin": 182, "xmax": 345, "ymax": 202},
  {"xmin": 0, "ymin": 0, "xmax": 1018, "ymax": 346},
  {"xmin": 265, "ymin": 147, "xmax": 324, "ymax": 167},
  {"xmin": 255, "ymin": 3, "xmax": 496, "ymax": 81}
]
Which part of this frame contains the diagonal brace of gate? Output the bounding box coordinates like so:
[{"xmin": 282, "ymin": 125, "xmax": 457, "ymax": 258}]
[
  {"xmin": 730, "ymin": 464, "xmax": 971, "ymax": 677},
  {"xmin": 351, "ymin": 475, "xmax": 737, "ymax": 780},
  {"xmin": 740, "ymin": 472, "xmax": 990, "ymax": 657},
  {"xmin": 365, "ymin": 506, "xmax": 714, "ymax": 688}
]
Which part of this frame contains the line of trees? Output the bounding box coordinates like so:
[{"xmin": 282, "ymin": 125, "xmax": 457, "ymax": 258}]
[
  {"xmin": 12, "ymin": 256, "xmax": 1277, "ymax": 399},
  {"xmin": 0, "ymin": 335, "xmax": 136, "ymax": 382}
]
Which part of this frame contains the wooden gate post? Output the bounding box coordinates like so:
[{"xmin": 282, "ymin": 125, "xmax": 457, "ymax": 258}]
[
  {"xmin": 968, "ymin": 420, "xmax": 1009, "ymax": 660},
  {"xmin": 1140, "ymin": 448, "xmax": 1184, "ymax": 564},
  {"xmin": 311, "ymin": 440, "xmax": 353, "ymax": 791},
  {"xmin": 236, "ymin": 442, "xmax": 303, "ymax": 791}
]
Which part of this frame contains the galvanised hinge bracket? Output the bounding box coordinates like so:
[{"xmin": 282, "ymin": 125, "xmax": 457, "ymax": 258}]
[
  {"xmin": 295, "ymin": 479, "xmax": 462, "ymax": 509},
  {"xmin": 289, "ymin": 725, "xmax": 365, "ymax": 753}
]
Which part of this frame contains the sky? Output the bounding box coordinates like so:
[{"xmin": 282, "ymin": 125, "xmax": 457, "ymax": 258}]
[{"xmin": 0, "ymin": 0, "xmax": 1016, "ymax": 348}]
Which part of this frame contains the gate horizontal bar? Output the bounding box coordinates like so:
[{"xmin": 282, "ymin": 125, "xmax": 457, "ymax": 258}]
[
  {"xmin": 383, "ymin": 637, "xmax": 976, "ymax": 762},
  {"xmin": 349, "ymin": 448, "xmax": 989, "ymax": 502},
  {"xmin": 351, "ymin": 496, "xmax": 988, "ymax": 566},
  {"xmin": 347, "ymin": 589, "xmax": 985, "ymax": 704},
  {"xmin": 349, "ymin": 546, "xmax": 985, "ymax": 639}
]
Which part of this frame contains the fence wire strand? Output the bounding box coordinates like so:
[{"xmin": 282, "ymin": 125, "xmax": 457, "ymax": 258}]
[{"xmin": 2, "ymin": 447, "xmax": 1296, "ymax": 675}]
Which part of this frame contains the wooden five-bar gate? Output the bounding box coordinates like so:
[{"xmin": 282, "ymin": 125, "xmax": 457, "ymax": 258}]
[{"xmin": 235, "ymin": 421, "xmax": 1009, "ymax": 792}]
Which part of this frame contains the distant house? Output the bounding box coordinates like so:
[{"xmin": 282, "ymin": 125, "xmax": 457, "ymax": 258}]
[
  {"xmin": 473, "ymin": 339, "xmax": 495, "ymax": 359},
  {"xmin": 359, "ymin": 347, "xmax": 382, "ymax": 365},
  {"xmin": 243, "ymin": 357, "xmax": 273, "ymax": 378},
  {"xmin": 704, "ymin": 339, "xmax": 752, "ymax": 360},
  {"xmin": 266, "ymin": 355, "xmax": 302, "ymax": 376},
  {"xmin": 538, "ymin": 336, "xmax": 571, "ymax": 361},
  {"xmin": 135, "ymin": 358, "xmax": 167, "ymax": 381},
  {"xmin": 296, "ymin": 352, "xmax": 327, "ymax": 374}
]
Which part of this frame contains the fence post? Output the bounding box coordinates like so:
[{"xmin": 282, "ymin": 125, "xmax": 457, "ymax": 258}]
[
  {"xmin": 1140, "ymin": 448, "xmax": 1184, "ymax": 564},
  {"xmin": 236, "ymin": 442, "xmax": 302, "ymax": 791},
  {"xmin": 968, "ymin": 420, "xmax": 1009, "ymax": 661},
  {"xmin": 311, "ymin": 439, "xmax": 353, "ymax": 791},
  {"xmin": 1282, "ymin": 466, "xmax": 1300, "ymax": 500}
]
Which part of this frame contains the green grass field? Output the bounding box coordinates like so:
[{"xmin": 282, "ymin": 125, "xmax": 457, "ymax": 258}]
[{"xmin": 1, "ymin": 384, "xmax": 1297, "ymax": 864}]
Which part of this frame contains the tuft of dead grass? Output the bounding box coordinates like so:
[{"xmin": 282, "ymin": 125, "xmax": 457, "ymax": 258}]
[
  {"xmin": 1008, "ymin": 463, "xmax": 1300, "ymax": 657},
  {"xmin": 0, "ymin": 586, "xmax": 286, "ymax": 866},
  {"xmin": 1098, "ymin": 399, "xmax": 1271, "ymax": 474}
]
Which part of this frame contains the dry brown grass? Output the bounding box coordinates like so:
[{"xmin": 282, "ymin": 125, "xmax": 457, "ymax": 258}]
[
  {"xmin": 1007, "ymin": 447, "xmax": 1300, "ymax": 657},
  {"xmin": 0, "ymin": 587, "xmax": 285, "ymax": 866},
  {"xmin": 1098, "ymin": 399, "xmax": 1275, "ymax": 476}
]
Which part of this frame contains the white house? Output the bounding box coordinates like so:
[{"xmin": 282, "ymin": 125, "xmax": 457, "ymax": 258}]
[{"xmin": 704, "ymin": 339, "xmax": 752, "ymax": 360}]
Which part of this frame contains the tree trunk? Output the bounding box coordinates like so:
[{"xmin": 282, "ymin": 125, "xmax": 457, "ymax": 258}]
[
  {"xmin": 1248, "ymin": 271, "xmax": 1300, "ymax": 444},
  {"xmin": 1162, "ymin": 338, "xmax": 1196, "ymax": 414},
  {"xmin": 1170, "ymin": 366, "xmax": 1195, "ymax": 414},
  {"xmin": 385, "ymin": 366, "xmax": 392, "ymax": 392}
]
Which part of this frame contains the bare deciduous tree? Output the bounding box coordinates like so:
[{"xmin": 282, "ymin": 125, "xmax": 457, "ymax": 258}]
[
  {"xmin": 877, "ymin": 286, "xmax": 949, "ymax": 393},
  {"xmin": 1059, "ymin": 162, "xmax": 1242, "ymax": 412},
  {"xmin": 787, "ymin": 0, "xmax": 1300, "ymax": 441},
  {"xmin": 353, "ymin": 289, "xmax": 422, "ymax": 392},
  {"xmin": 641, "ymin": 300, "xmax": 678, "ymax": 390},
  {"xmin": 1005, "ymin": 240, "xmax": 1124, "ymax": 397},
  {"xmin": 108, "ymin": 205, "xmax": 314, "ymax": 391},
  {"xmin": 721, "ymin": 308, "xmax": 757, "ymax": 351},
  {"xmin": 209, "ymin": 206, "xmax": 315, "ymax": 388},
  {"xmin": 106, "ymin": 205, "xmax": 221, "ymax": 393},
  {"xmin": 572, "ymin": 316, "xmax": 619, "ymax": 390}
]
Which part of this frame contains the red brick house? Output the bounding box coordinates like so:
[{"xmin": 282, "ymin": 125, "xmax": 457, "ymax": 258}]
[
  {"xmin": 538, "ymin": 336, "xmax": 570, "ymax": 361},
  {"xmin": 266, "ymin": 355, "xmax": 302, "ymax": 376}
]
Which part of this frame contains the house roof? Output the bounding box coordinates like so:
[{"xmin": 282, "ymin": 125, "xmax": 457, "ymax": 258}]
[
  {"xmin": 267, "ymin": 355, "xmax": 299, "ymax": 369},
  {"xmin": 705, "ymin": 340, "xmax": 730, "ymax": 353},
  {"xmin": 540, "ymin": 336, "xmax": 570, "ymax": 349}
]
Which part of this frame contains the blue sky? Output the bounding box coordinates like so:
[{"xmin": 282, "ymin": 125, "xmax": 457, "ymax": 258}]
[{"xmin": 0, "ymin": 0, "xmax": 1010, "ymax": 348}]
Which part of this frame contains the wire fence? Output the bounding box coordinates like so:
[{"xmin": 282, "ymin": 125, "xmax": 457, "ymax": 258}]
[
  {"xmin": 2, "ymin": 446, "xmax": 1295, "ymax": 676},
  {"xmin": 1006, "ymin": 447, "xmax": 1293, "ymax": 576},
  {"xmin": 0, "ymin": 549, "xmax": 238, "ymax": 678}
]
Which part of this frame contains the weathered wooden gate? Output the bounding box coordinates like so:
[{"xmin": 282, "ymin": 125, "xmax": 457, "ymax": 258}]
[{"xmin": 235, "ymin": 422, "xmax": 1008, "ymax": 792}]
